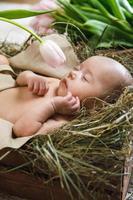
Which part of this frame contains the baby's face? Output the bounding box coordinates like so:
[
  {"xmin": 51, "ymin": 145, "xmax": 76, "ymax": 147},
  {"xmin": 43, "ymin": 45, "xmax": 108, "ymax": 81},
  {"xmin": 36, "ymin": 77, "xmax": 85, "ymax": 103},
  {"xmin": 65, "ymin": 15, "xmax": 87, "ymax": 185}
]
[
  {"xmin": 57, "ymin": 59, "xmax": 106, "ymax": 100},
  {"xmin": 57, "ymin": 56, "xmax": 127, "ymax": 100}
]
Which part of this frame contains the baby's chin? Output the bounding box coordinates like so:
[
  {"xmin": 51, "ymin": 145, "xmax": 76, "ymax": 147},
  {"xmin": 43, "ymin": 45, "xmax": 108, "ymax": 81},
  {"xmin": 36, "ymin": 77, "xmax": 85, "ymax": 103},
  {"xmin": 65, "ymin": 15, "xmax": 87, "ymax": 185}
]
[{"xmin": 57, "ymin": 79, "xmax": 68, "ymax": 96}]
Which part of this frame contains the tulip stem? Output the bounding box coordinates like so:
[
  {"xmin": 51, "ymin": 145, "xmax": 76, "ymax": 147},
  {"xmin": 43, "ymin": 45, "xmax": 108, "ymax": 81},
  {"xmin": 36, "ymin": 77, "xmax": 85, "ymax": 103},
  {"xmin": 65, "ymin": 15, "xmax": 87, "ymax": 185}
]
[{"xmin": 0, "ymin": 17, "xmax": 44, "ymax": 44}]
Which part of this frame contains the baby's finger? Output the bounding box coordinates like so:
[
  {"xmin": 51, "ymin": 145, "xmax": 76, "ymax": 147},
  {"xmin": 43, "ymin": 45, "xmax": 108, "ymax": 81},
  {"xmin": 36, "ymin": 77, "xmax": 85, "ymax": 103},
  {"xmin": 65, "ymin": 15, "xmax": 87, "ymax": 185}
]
[
  {"xmin": 71, "ymin": 105, "xmax": 80, "ymax": 113},
  {"xmin": 28, "ymin": 80, "xmax": 34, "ymax": 91},
  {"xmin": 65, "ymin": 91, "xmax": 73, "ymax": 100},
  {"xmin": 33, "ymin": 82, "xmax": 39, "ymax": 94},
  {"xmin": 38, "ymin": 82, "xmax": 46, "ymax": 96},
  {"xmin": 76, "ymin": 96, "xmax": 80, "ymax": 106},
  {"xmin": 43, "ymin": 82, "xmax": 49, "ymax": 93},
  {"xmin": 68, "ymin": 96, "xmax": 77, "ymax": 106},
  {"xmin": 71, "ymin": 97, "xmax": 80, "ymax": 112}
]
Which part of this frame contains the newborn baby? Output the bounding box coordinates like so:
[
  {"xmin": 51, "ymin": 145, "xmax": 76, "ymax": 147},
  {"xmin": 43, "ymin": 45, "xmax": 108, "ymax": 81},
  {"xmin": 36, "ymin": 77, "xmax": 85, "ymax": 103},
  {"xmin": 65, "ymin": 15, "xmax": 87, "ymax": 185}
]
[{"xmin": 0, "ymin": 55, "xmax": 132, "ymax": 137}]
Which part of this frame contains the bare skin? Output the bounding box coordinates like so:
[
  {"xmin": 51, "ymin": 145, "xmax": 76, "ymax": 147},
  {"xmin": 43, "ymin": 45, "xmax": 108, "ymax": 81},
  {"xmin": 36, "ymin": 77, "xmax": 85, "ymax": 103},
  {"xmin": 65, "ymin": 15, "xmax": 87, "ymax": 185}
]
[
  {"xmin": 0, "ymin": 55, "xmax": 132, "ymax": 137},
  {"xmin": 0, "ymin": 73, "xmax": 80, "ymax": 137}
]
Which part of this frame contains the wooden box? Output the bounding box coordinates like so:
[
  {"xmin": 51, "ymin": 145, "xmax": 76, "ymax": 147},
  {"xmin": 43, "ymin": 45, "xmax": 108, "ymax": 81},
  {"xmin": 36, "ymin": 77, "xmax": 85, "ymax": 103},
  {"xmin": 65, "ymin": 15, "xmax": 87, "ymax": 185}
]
[{"xmin": 0, "ymin": 147, "xmax": 132, "ymax": 200}]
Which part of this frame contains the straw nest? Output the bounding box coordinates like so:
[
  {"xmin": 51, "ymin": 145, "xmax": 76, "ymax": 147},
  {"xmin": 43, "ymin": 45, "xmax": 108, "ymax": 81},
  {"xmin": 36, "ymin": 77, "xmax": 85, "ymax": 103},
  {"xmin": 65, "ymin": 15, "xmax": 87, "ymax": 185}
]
[
  {"xmin": 1, "ymin": 40, "xmax": 133, "ymax": 200},
  {"xmin": 18, "ymin": 48, "xmax": 133, "ymax": 200},
  {"xmin": 19, "ymin": 86, "xmax": 133, "ymax": 200}
]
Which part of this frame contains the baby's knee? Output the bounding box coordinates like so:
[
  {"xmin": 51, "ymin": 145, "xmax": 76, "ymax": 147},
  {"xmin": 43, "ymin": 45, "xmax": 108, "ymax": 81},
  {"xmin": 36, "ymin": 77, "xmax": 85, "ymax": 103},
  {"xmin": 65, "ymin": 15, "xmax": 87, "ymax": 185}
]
[{"xmin": 13, "ymin": 120, "xmax": 42, "ymax": 137}]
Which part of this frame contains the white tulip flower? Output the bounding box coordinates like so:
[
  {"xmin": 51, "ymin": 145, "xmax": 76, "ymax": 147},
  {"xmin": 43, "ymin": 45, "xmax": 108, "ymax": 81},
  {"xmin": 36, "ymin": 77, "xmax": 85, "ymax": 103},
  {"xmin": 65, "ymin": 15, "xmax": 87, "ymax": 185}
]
[
  {"xmin": 0, "ymin": 17, "xmax": 66, "ymax": 68},
  {"xmin": 39, "ymin": 40, "xmax": 66, "ymax": 67}
]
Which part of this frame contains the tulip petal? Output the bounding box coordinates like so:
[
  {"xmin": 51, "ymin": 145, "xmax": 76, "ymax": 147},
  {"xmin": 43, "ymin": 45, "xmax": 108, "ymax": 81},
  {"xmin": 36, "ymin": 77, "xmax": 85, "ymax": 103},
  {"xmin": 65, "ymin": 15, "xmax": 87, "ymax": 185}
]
[{"xmin": 39, "ymin": 40, "xmax": 66, "ymax": 67}]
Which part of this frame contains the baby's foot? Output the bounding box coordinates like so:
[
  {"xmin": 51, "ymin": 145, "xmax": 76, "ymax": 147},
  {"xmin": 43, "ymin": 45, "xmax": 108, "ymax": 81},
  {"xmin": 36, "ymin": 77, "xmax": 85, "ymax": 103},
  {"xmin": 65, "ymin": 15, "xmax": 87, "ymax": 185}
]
[{"xmin": 0, "ymin": 55, "xmax": 9, "ymax": 65}]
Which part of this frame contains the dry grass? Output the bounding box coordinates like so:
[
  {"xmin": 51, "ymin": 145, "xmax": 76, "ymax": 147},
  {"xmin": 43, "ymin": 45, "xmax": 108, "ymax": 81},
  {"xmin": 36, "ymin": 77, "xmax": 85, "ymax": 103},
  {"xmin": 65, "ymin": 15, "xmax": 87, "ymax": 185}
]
[
  {"xmin": 18, "ymin": 84, "xmax": 132, "ymax": 200},
  {"xmin": 0, "ymin": 36, "xmax": 133, "ymax": 200}
]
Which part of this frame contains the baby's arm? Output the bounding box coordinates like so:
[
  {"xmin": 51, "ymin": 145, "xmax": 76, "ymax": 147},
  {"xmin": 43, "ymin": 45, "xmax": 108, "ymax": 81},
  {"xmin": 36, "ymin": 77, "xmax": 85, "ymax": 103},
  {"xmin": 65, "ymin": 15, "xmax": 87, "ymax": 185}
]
[
  {"xmin": 13, "ymin": 92, "xmax": 80, "ymax": 137},
  {"xmin": 16, "ymin": 70, "xmax": 48, "ymax": 96},
  {"xmin": 13, "ymin": 99, "xmax": 55, "ymax": 137}
]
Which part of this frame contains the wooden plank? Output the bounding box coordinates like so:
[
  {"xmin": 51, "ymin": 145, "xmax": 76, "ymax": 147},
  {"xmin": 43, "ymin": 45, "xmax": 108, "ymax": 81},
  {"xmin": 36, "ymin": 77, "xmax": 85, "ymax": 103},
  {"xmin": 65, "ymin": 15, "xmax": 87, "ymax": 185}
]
[
  {"xmin": 0, "ymin": 170, "xmax": 70, "ymax": 200},
  {"xmin": 0, "ymin": 148, "xmax": 127, "ymax": 200},
  {"xmin": 0, "ymin": 149, "xmax": 71, "ymax": 200},
  {"xmin": 122, "ymin": 160, "xmax": 132, "ymax": 200},
  {"xmin": 0, "ymin": 148, "xmax": 26, "ymax": 167}
]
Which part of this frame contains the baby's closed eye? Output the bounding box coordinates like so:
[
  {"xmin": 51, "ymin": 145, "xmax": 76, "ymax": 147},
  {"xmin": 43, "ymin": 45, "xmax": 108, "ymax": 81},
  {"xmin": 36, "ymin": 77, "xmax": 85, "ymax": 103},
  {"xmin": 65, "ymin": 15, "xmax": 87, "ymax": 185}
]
[
  {"xmin": 74, "ymin": 65, "xmax": 80, "ymax": 71},
  {"xmin": 84, "ymin": 73, "xmax": 93, "ymax": 83},
  {"xmin": 82, "ymin": 75, "xmax": 88, "ymax": 82}
]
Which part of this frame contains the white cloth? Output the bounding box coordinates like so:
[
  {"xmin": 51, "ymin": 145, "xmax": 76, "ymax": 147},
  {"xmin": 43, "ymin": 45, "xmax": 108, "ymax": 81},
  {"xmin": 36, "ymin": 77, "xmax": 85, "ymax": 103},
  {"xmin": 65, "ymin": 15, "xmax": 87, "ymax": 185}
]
[
  {"xmin": 0, "ymin": 118, "xmax": 33, "ymax": 150},
  {"xmin": 9, "ymin": 34, "xmax": 79, "ymax": 78}
]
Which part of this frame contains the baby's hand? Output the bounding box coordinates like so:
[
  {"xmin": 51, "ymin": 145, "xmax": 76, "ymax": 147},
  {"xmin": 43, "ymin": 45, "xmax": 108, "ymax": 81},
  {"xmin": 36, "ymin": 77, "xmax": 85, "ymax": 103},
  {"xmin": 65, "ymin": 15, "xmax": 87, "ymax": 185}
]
[
  {"xmin": 27, "ymin": 73, "xmax": 48, "ymax": 96},
  {"xmin": 52, "ymin": 92, "xmax": 80, "ymax": 115}
]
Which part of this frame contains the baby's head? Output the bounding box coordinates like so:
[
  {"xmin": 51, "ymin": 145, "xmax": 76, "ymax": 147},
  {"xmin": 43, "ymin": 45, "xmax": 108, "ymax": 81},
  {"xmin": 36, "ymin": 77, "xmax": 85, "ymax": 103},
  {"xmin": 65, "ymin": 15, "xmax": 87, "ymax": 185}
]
[{"xmin": 57, "ymin": 56, "xmax": 133, "ymax": 103}]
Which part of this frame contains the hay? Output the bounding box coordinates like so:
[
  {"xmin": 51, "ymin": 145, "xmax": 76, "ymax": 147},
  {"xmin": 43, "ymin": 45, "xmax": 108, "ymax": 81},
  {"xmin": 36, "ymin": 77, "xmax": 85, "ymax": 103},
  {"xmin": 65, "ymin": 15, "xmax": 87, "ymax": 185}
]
[
  {"xmin": 17, "ymin": 85, "xmax": 132, "ymax": 200},
  {"xmin": 0, "ymin": 39, "xmax": 133, "ymax": 199}
]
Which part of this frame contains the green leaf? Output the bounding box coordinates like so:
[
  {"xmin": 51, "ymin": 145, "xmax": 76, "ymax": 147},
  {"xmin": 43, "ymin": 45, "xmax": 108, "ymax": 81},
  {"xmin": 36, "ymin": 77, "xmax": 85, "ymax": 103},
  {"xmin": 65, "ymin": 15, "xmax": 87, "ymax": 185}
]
[
  {"xmin": 54, "ymin": 0, "xmax": 133, "ymax": 48},
  {"xmin": 0, "ymin": 17, "xmax": 43, "ymax": 43},
  {"xmin": 58, "ymin": 0, "xmax": 87, "ymax": 22},
  {"xmin": 89, "ymin": 0, "xmax": 112, "ymax": 18},
  {"xmin": 95, "ymin": 24, "xmax": 133, "ymax": 48},
  {"xmin": 84, "ymin": 20, "xmax": 107, "ymax": 36},
  {"xmin": 0, "ymin": 9, "xmax": 54, "ymax": 19},
  {"xmin": 106, "ymin": 0, "xmax": 126, "ymax": 20},
  {"xmin": 119, "ymin": 0, "xmax": 133, "ymax": 13}
]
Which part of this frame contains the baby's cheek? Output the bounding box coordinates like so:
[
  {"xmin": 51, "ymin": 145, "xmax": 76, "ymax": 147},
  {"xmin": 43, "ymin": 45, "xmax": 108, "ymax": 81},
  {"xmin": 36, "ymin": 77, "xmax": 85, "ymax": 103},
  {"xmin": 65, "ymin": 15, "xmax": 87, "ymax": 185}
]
[
  {"xmin": 75, "ymin": 88, "xmax": 89, "ymax": 100},
  {"xmin": 70, "ymin": 87, "xmax": 80, "ymax": 98},
  {"xmin": 68, "ymin": 81, "xmax": 84, "ymax": 99}
]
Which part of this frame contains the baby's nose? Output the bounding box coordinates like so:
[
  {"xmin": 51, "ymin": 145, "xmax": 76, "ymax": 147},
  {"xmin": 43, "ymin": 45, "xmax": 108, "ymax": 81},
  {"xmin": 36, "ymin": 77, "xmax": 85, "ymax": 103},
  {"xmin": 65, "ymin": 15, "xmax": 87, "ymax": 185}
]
[{"xmin": 68, "ymin": 70, "xmax": 77, "ymax": 79}]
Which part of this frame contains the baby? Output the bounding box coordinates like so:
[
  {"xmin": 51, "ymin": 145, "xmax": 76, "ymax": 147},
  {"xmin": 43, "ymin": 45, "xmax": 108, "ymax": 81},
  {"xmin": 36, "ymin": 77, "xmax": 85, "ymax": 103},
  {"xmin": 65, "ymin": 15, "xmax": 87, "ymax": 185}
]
[{"xmin": 0, "ymin": 55, "xmax": 132, "ymax": 137}]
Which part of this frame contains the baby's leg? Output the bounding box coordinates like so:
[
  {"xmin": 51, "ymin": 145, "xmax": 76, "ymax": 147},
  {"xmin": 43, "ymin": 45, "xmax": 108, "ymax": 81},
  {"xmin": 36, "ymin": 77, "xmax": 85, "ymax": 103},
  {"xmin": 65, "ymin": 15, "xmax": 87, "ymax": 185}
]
[
  {"xmin": 13, "ymin": 115, "xmax": 42, "ymax": 137},
  {"xmin": 36, "ymin": 116, "xmax": 68, "ymax": 135},
  {"xmin": 13, "ymin": 99, "xmax": 55, "ymax": 137}
]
